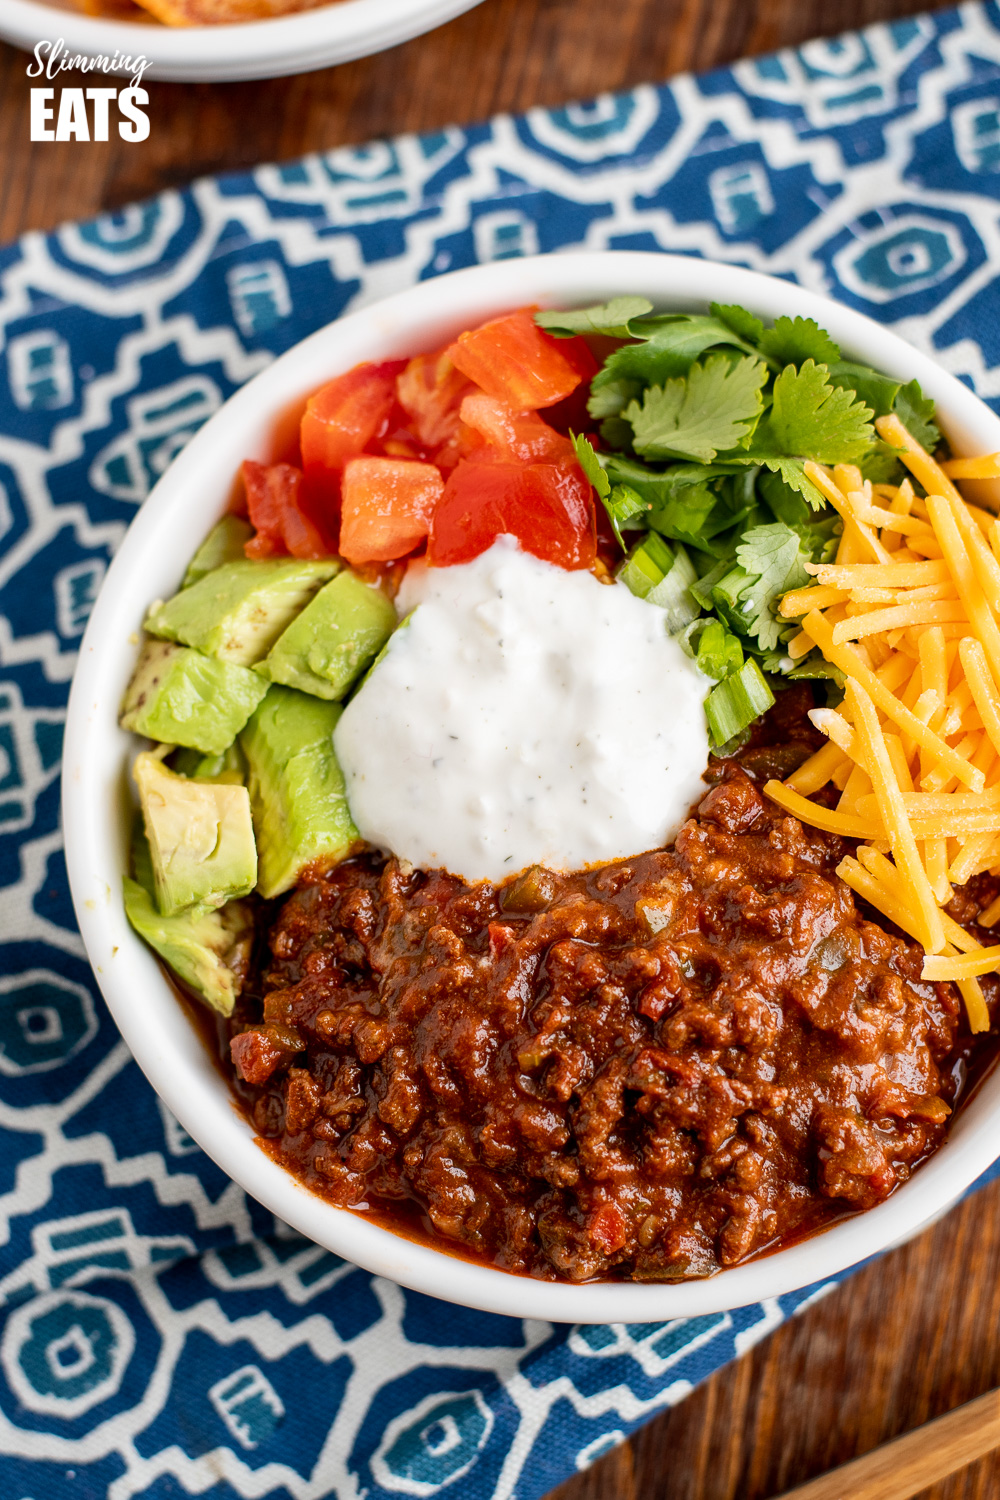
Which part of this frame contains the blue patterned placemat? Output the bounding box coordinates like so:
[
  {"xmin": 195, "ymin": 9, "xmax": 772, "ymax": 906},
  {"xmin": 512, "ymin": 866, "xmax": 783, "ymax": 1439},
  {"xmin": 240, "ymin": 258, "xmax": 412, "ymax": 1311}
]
[{"xmin": 4, "ymin": 4, "xmax": 1000, "ymax": 1495}]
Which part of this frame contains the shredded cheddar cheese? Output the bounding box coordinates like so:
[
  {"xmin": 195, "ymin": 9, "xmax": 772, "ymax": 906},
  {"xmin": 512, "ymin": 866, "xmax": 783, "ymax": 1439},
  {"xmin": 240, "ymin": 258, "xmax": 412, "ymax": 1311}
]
[{"xmin": 766, "ymin": 419, "xmax": 1000, "ymax": 1031}]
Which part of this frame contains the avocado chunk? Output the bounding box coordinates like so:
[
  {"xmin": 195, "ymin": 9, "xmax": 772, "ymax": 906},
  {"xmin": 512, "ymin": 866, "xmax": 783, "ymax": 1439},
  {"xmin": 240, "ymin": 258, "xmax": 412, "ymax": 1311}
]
[
  {"xmin": 171, "ymin": 741, "xmax": 247, "ymax": 785},
  {"xmin": 182, "ymin": 515, "xmax": 254, "ymax": 588},
  {"xmin": 124, "ymin": 874, "xmax": 251, "ymax": 1016},
  {"xmin": 145, "ymin": 558, "xmax": 337, "ymax": 668},
  {"xmin": 240, "ymin": 684, "xmax": 358, "ymax": 898},
  {"xmin": 120, "ymin": 638, "xmax": 268, "ymax": 754},
  {"xmin": 134, "ymin": 751, "xmax": 257, "ymax": 916},
  {"xmin": 259, "ymin": 570, "xmax": 396, "ymax": 701}
]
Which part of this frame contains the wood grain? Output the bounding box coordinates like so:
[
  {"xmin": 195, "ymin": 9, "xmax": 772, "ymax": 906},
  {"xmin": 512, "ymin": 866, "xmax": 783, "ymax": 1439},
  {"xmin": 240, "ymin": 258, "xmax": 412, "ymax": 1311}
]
[
  {"xmin": 773, "ymin": 1388, "xmax": 1000, "ymax": 1499},
  {"xmin": 0, "ymin": 3, "xmax": 990, "ymax": 1500}
]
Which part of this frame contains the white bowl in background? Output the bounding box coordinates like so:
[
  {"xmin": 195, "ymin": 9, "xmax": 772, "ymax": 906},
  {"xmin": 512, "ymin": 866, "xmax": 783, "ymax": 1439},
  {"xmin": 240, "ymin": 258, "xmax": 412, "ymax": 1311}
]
[
  {"xmin": 63, "ymin": 251, "xmax": 1000, "ymax": 1322},
  {"xmin": 1, "ymin": 0, "xmax": 486, "ymax": 83}
]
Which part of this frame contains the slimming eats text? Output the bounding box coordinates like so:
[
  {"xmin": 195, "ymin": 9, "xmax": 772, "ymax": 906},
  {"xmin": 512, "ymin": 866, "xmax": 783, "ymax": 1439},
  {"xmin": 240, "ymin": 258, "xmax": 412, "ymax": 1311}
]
[{"xmin": 28, "ymin": 40, "xmax": 151, "ymax": 142}]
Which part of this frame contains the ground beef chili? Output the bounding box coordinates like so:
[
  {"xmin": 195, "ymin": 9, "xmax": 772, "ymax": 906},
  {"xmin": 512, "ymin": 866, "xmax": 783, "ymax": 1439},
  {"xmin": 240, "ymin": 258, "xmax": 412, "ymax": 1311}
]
[{"xmin": 223, "ymin": 690, "xmax": 989, "ymax": 1283}]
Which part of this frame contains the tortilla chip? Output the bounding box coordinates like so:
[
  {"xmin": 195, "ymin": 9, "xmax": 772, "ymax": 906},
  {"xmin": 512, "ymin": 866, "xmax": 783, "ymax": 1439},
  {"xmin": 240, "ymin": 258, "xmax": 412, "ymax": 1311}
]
[
  {"xmin": 131, "ymin": 0, "xmax": 331, "ymax": 22},
  {"xmin": 78, "ymin": 0, "xmax": 153, "ymax": 17}
]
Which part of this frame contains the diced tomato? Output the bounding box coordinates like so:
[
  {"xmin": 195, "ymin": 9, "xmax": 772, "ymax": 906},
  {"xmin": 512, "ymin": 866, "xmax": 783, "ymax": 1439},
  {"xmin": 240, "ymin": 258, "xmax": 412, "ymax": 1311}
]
[
  {"xmin": 230, "ymin": 1026, "xmax": 301, "ymax": 1086},
  {"xmin": 458, "ymin": 393, "xmax": 574, "ymax": 465},
  {"xmin": 381, "ymin": 434, "xmax": 425, "ymax": 461},
  {"xmin": 300, "ymin": 360, "xmax": 405, "ymax": 481},
  {"xmin": 243, "ymin": 459, "xmax": 285, "ymax": 557},
  {"xmin": 428, "ymin": 458, "xmax": 596, "ymax": 570},
  {"xmin": 487, "ymin": 922, "xmax": 516, "ymax": 960},
  {"xmin": 339, "ymin": 456, "xmax": 445, "ymax": 565},
  {"xmin": 588, "ymin": 1204, "xmax": 627, "ymax": 1254},
  {"xmin": 431, "ymin": 422, "xmax": 484, "ymax": 474},
  {"xmin": 396, "ymin": 348, "xmax": 474, "ymax": 449},
  {"xmin": 559, "ymin": 334, "xmax": 599, "ymax": 384},
  {"xmin": 282, "ymin": 495, "xmax": 332, "ymax": 559},
  {"xmin": 242, "ymin": 460, "xmax": 332, "ymax": 560},
  {"xmin": 446, "ymin": 310, "xmax": 586, "ymax": 410},
  {"xmin": 543, "ymin": 370, "xmax": 601, "ymax": 439}
]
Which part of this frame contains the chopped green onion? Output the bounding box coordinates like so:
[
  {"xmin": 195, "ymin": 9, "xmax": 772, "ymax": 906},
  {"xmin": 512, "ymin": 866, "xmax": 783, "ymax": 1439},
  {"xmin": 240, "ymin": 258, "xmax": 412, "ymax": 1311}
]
[
  {"xmin": 704, "ymin": 658, "xmax": 775, "ymax": 746},
  {"xmin": 708, "ymin": 564, "xmax": 757, "ymax": 635},
  {"xmin": 710, "ymin": 725, "xmax": 753, "ymax": 759},
  {"xmin": 644, "ymin": 544, "xmax": 699, "ymax": 632},
  {"xmin": 680, "ymin": 617, "xmax": 744, "ymax": 681},
  {"xmin": 710, "ymin": 565, "xmax": 750, "ymax": 614},
  {"xmin": 616, "ymin": 535, "xmax": 699, "ymax": 631},
  {"xmin": 606, "ymin": 483, "xmax": 649, "ymax": 545},
  {"xmin": 689, "ymin": 558, "xmax": 731, "ymax": 613},
  {"xmin": 616, "ymin": 533, "xmax": 675, "ymax": 599}
]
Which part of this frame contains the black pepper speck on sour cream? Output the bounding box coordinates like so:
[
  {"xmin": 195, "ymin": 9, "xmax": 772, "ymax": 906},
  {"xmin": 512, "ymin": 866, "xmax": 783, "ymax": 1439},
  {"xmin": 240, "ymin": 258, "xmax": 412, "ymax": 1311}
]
[{"xmin": 333, "ymin": 536, "xmax": 710, "ymax": 884}]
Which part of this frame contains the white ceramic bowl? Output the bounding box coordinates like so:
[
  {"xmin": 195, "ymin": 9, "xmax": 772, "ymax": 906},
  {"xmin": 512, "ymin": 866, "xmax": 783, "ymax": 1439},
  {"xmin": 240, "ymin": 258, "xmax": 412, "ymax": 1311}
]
[
  {"xmin": 1, "ymin": 0, "xmax": 486, "ymax": 83},
  {"xmin": 63, "ymin": 251, "xmax": 1000, "ymax": 1322}
]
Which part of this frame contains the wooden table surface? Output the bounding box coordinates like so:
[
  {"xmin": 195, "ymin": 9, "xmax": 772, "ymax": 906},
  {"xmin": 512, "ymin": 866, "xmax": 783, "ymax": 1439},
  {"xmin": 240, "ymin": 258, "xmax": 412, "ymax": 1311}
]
[{"xmin": 3, "ymin": 0, "xmax": 997, "ymax": 1497}]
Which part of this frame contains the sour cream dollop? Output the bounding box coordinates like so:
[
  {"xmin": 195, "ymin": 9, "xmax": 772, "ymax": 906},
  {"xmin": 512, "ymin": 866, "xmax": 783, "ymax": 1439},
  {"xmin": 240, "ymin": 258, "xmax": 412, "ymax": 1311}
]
[{"xmin": 334, "ymin": 537, "xmax": 710, "ymax": 884}]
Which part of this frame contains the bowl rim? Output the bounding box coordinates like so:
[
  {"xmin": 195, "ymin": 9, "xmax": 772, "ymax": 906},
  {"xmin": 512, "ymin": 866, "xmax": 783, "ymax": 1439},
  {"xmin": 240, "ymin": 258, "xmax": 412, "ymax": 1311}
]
[
  {"xmin": 63, "ymin": 249, "xmax": 1000, "ymax": 1323},
  {"xmin": 1, "ymin": 0, "xmax": 486, "ymax": 82}
]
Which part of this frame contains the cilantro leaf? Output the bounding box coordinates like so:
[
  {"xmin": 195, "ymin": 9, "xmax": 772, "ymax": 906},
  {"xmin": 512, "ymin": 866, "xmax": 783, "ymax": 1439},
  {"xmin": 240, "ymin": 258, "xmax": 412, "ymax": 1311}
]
[
  {"xmin": 859, "ymin": 439, "xmax": 906, "ymax": 484},
  {"xmin": 758, "ymin": 465, "xmax": 813, "ymax": 525},
  {"xmin": 600, "ymin": 452, "xmax": 665, "ymax": 487},
  {"xmin": 625, "ymin": 353, "xmax": 767, "ymax": 464},
  {"xmin": 751, "ymin": 647, "xmax": 833, "ymax": 682},
  {"xmin": 785, "ymin": 656, "xmax": 846, "ymax": 684},
  {"xmin": 647, "ymin": 484, "xmax": 744, "ymax": 552},
  {"xmin": 597, "ymin": 457, "xmax": 751, "ymax": 555},
  {"xmin": 715, "ymin": 448, "xmax": 820, "ymax": 490},
  {"xmin": 732, "ymin": 522, "xmax": 813, "ymax": 651},
  {"xmin": 827, "ymin": 361, "xmax": 901, "ymax": 418},
  {"xmin": 599, "ymin": 416, "xmax": 634, "ymax": 451},
  {"xmin": 737, "ymin": 523, "xmax": 810, "ymax": 590},
  {"xmin": 854, "ymin": 380, "xmax": 939, "ymax": 479},
  {"xmin": 631, "ymin": 313, "xmax": 760, "ymax": 359},
  {"xmin": 570, "ymin": 433, "xmax": 610, "ymax": 499},
  {"xmin": 572, "ymin": 434, "xmax": 650, "ymax": 547},
  {"xmin": 762, "ymin": 360, "xmax": 875, "ymax": 464},
  {"xmin": 753, "ymin": 644, "xmax": 843, "ymax": 685},
  {"xmin": 710, "ymin": 303, "xmax": 765, "ymax": 346},
  {"xmin": 535, "ymin": 297, "xmax": 654, "ymax": 340},
  {"xmin": 756, "ymin": 316, "xmax": 841, "ymax": 368},
  {"xmin": 756, "ymin": 456, "xmax": 827, "ymax": 512},
  {"xmin": 603, "ymin": 456, "xmax": 746, "ymax": 496},
  {"xmin": 590, "ymin": 315, "xmax": 761, "ymax": 393},
  {"xmin": 609, "ymin": 485, "xmax": 650, "ymax": 536},
  {"xmin": 587, "ymin": 377, "xmax": 642, "ymax": 420},
  {"xmin": 793, "ymin": 512, "xmax": 841, "ymax": 566},
  {"xmin": 895, "ymin": 379, "xmax": 940, "ymax": 452}
]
